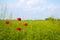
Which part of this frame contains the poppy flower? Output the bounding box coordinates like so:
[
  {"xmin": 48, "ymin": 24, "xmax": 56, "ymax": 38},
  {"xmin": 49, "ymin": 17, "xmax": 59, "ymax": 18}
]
[
  {"xmin": 24, "ymin": 23, "xmax": 28, "ymax": 26},
  {"xmin": 5, "ymin": 21, "xmax": 10, "ymax": 24},
  {"xmin": 17, "ymin": 18, "xmax": 21, "ymax": 21},
  {"xmin": 16, "ymin": 27, "xmax": 22, "ymax": 31}
]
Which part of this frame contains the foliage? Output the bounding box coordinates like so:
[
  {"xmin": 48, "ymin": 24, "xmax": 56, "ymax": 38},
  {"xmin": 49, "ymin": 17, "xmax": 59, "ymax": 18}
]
[{"xmin": 45, "ymin": 17, "xmax": 57, "ymax": 21}]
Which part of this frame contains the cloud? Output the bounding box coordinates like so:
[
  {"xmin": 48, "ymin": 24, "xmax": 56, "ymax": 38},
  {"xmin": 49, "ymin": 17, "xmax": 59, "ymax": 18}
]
[
  {"xmin": 47, "ymin": 4, "xmax": 57, "ymax": 11},
  {"xmin": 17, "ymin": 0, "xmax": 25, "ymax": 7},
  {"xmin": 7, "ymin": 0, "xmax": 47, "ymax": 8},
  {"xmin": 27, "ymin": 0, "xmax": 47, "ymax": 5},
  {"xmin": 6, "ymin": 0, "xmax": 58, "ymax": 12},
  {"xmin": 7, "ymin": 0, "xmax": 27, "ymax": 9},
  {"xmin": 24, "ymin": 7, "xmax": 40, "ymax": 11},
  {"xmin": 40, "ymin": 6, "xmax": 46, "ymax": 11},
  {"xmin": 24, "ymin": 6, "xmax": 47, "ymax": 11},
  {"xmin": 27, "ymin": 0, "xmax": 39, "ymax": 5}
]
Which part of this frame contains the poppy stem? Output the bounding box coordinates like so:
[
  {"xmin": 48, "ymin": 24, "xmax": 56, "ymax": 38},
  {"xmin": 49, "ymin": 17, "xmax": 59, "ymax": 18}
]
[
  {"xmin": 18, "ymin": 31, "xmax": 20, "ymax": 40},
  {"xmin": 18, "ymin": 21, "xmax": 20, "ymax": 27},
  {"xmin": 7, "ymin": 24, "xmax": 9, "ymax": 30},
  {"xmin": 17, "ymin": 29, "xmax": 22, "ymax": 40}
]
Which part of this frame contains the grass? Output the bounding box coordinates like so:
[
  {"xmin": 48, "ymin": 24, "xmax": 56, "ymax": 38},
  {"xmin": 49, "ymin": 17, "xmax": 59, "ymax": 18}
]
[{"xmin": 0, "ymin": 20, "xmax": 60, "ymax": 40}]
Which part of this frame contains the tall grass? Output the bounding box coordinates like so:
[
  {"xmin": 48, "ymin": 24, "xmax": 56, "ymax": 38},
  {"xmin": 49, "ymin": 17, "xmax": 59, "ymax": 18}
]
[{"xmin": 0, "ymin": 20, "xmax": 60, "ymax": 40}]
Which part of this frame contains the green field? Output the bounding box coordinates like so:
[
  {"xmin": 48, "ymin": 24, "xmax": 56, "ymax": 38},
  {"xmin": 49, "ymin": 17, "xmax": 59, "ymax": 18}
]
[{"xmin": 0, "ymin": 20, "xmax": 60, "ymax": 40}]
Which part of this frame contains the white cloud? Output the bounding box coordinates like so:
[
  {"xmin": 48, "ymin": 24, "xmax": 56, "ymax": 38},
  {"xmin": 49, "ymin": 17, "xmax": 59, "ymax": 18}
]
[
  {"xmin": 7, "ymin": 0, "xmax": 47, "ymax": 9},
  {"xmin": 17, "ymin": 0, "xmax": 25, "ymax": 7},
  {"xmin": 6, "ymin": 0, "xmax": 57, "ymax": 12},
  {"xmin": 25, "ymin": 4, "xmax": 57, "ymax": 11},
  {"xmin": 39, "ymin": 0, "xmax": 47, "ymax": 4},
  {"xmin": 41, "ymin": 7, "xmax": 46, "ymax": 11},
  {"xmin": 27, "ymin": 0, "xmax": 39, "ymax": 5},
  {"xmin": 14, "ymin": 0, "xmax": 40, "ymax": 8},
  {"xmin": 26, "ymin": 7, "xmax": 40, "ymax": 11},
  {"xmin": 24, "ymin": 6, "xmax": 47, "ymax": 11},
  {"xmin": 47, "ymin": 4, "xmax": 57, "ymax": 11}
]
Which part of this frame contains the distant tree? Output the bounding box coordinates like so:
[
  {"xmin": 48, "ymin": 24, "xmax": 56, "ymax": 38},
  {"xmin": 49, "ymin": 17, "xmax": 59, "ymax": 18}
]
[
  {"xmin": 45, "ymin": 17, "xmax": 55, "ymax": 21},
  {"xmin": 56, "ymin": 19, "xmax": 60, "ymax": 21}
]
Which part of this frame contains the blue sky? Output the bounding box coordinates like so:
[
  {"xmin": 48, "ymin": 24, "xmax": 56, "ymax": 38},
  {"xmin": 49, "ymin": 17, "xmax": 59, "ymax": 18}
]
[{"xmin": 0, "ymin": 0, "xmax": 60, "ymax": 20}]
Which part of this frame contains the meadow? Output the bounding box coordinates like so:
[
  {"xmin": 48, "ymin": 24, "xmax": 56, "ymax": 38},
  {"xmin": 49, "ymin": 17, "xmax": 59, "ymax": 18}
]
[{"xmin": 0, "ymin": 20, "xmax": 60, "ymax": 40}]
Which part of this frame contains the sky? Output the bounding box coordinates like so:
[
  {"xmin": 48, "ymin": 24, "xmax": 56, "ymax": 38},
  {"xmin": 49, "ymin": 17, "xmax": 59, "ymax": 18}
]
[{"xmin": 0, "ymin": 0, "xmax": 60, "ymax": 20}]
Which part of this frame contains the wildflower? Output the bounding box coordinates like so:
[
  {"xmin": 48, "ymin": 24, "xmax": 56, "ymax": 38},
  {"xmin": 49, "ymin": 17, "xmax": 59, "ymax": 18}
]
[
  {"xmin": 24, "ymin": 23, "xmax": 28, "ymax": 26},
  {"xmin": 16, "ymin": 27, "xmax": 22, "ymax": 31},
  {"xmin": 17, "ymin": 18, "xmax": 21, "ymax": 21},
  {"xmin": 5, "ymin": 21, "xmax": 10, "ymax": 24}
]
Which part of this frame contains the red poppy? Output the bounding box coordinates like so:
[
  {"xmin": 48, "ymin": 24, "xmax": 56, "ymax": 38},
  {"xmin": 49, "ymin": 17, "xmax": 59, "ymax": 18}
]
[
  {"xmin": 5, "ymin": 21, "xmax": 10, "ymax": 24},
  {"xmin": 17, "ymin": 18, "xmax": 21, "ymax": 21},
  {"xmin": 16, "ymin": 27, "xmax": 22, "ymax": 31},
  {"xmin": 24, "ymin": 23, "xmax": 28, "ymax": 26}
]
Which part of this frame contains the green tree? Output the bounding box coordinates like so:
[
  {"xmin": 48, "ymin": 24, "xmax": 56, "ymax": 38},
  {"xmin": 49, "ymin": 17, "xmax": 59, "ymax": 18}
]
[{"xmin": 45, "ymin": 17, "xmax": 55, "ymax": 21}]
